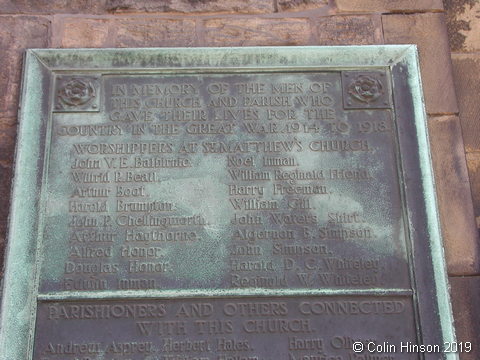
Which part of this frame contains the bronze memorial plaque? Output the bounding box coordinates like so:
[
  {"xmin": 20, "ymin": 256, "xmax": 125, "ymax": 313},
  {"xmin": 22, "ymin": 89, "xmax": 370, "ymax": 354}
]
[{"xmin": 0, "ymin": 47, "xmax": 458, "ymax": 360}]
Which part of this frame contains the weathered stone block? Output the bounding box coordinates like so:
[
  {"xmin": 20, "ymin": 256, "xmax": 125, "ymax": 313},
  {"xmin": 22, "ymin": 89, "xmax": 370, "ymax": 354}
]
[
  {"xmin": 105, "ymin": 0, "xmax": 274, "ymax": 14},
  {"xmin": 0, "ymin": 16, "xmax": 48, "ymax": 265},
  {"xmin": 0, "ymin": 123, "xmax": 15, "ymax": 180},
  {"xmin": 383, "ymin": 13, "xmax": 458, "ymax": 115},
  {"xmin": 466, "ymin": 152, "xmax": 480, "ymax": 226},
  {"xmin": 335, "ymin": 0, "xmax": 443, "ymax": 12},
  {"xmin": 0, "ymin": 16, "xmax": 50, "ymax": 116},
  {"xmin": 202, "ymin": 18, "xmax": 311, "ymax": 46},
  {"xmin": 449, "ymin": 276, "xmax": 480, "ymax": 360},
  {"xmin": 314, "ymin": 15, "xmax": 383, "ymax": 45},
  {"xmin": 114, "ymin": 19, "xmax": 196, "ymax": 47},
  {"xmin": 428, "ymin": 116, "xmax": 480, "ymax": 275},
  {"xmin": 57, "ymin": 18, "xmax": 196, "ymax": 48},
  {"xmin": 0, "ymin": 122, "xmax": 16, "ymax": 263},
  {"xmin": 452, "ymin": 55, "xmax": 480, "ymax": 152},
  {"xmin": 60, "ymin": 19, "xmax": 110, "ymax": 48},
  {"xmin": 444, "ymin": 0, "xmax": 480, "ymax": 52},
  {"xmin": 0, "ymin": 0, "xmax": 276, "ymax": 14},
  {"xmin": 0, "ymin": 0, "xmax": 106, "ymax": 14},
  {"xmin": 278, "ymin": 0, "xmax": 328, "ymax": 12},
  {"xmin": 0, "ymin": 220, "xmax": 6, "ymax": 276}
]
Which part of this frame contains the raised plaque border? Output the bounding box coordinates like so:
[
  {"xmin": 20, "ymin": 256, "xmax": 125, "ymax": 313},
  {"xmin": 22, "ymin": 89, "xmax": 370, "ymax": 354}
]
[{"xmin": 0, "ymin": 46, "xmax": 457, "ymax": 360}]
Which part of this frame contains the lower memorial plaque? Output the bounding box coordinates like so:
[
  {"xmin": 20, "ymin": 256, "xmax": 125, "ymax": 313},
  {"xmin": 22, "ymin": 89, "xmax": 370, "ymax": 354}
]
[{"xmin": 0, "ymin": 47, "xmax": 458, "ymax": 359}]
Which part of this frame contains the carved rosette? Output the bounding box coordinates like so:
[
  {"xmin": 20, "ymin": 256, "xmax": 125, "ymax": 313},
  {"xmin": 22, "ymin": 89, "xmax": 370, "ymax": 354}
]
[
  {"xmin": 348, "ymin": 75, "xmax": 383, "ymax": 103},
  {"xmin": 54, "ymin": 76, "xmax": 100, "ymax": 112},
  {"xmin": 343, "ymin": 71, "xmax": 390, "ymax": 109}
]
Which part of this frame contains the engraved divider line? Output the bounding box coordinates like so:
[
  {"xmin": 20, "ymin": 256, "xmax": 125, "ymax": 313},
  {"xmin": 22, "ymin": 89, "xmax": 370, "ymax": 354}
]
[
  {"xmin": 48, "ymin": 66, "xmax": 389, "ymax": 74},
  {"xmin": 37, "ymin": 288, "xmax": 413, "ymax": 301}
]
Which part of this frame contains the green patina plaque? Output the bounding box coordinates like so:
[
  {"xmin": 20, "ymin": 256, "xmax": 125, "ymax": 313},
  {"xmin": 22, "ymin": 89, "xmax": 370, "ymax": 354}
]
[{"xmin": 0, "ymin": 47, "xmax": 458, "ymax": 359}]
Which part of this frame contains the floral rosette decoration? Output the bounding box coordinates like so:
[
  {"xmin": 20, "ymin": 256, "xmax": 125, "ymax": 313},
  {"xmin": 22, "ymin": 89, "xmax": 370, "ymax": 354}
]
[
  {"xmin": 348, "ymin": 75, "xmax": 383, "ymax": 104},
  {"xmin": 58, "ymin": 78, "xmax": 95, "ymax": 107}
]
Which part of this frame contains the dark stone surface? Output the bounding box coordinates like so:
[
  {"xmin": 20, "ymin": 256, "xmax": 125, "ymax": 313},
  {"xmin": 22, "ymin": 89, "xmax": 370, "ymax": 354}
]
[
  {"xmin": 465, "ymin": 153, "xmax": 480, "ymax": 225},
  {"xmin": 0, "ymin": 16, "xmax": 50, "ymax": 115},
  {"xmin": 428, "ymin": 116, "xmax": 480, "ymax": 275},
  {"xmin": 383, "ymin": 13, "xmax": 459, "ymax": 115},
  {"xmin": 449, "ymin": 276, "xmax": 480, "ymax": 360},
  {"xmin": 452, "ymin": 56, "xmax": 480, "ymax": 152}
]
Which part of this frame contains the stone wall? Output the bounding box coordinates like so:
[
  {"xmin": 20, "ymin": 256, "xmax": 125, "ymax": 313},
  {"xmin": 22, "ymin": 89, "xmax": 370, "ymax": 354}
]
[
  {"xmin": 444, "ymin": 0, "xmax": 480, "ymax": 357},
  {"xmin": 0, "ymin": 0, "xmax": 478, "ymax": 357}
]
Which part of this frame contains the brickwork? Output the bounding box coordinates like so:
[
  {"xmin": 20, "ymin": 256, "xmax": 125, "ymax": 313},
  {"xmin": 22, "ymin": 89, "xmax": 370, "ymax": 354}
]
[
  {"xmin": 444, "ymin": 1, "xmax": 480, "ymax": 355},
  {"xmin": 0, "ymin": 0, "xmax": 478, "ymax": 356}
]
